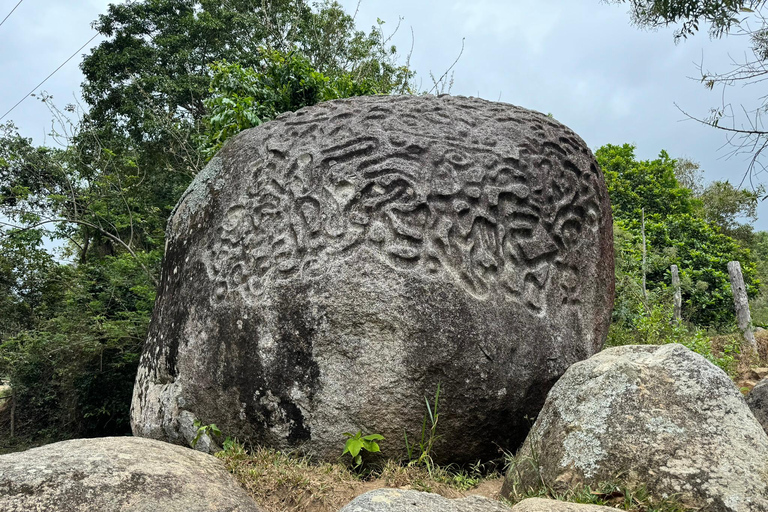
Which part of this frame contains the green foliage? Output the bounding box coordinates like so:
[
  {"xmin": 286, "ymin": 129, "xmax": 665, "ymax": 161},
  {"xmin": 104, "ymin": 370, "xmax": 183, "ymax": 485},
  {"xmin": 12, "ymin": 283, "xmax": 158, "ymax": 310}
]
[
  {"xmin": 0, "ymin": 249, "xmax": 157, "ymax": 444},
  {"xmin": 607, "ymin": 0, "xmax": 766, "ymax": 40},
  {"xmin": 749, "ymin": 231, "xmax": 768, "ymax": 324},
  {"xmin": 191, "ymin": 420, "xmax": 222, "ymax": 449},
  {"xmin": 341, "ymin": 430, "xmax": 384, "ymax": 468},
  {"xmin": 606, "ymin": 304, "xmax": 739, "ymax": 376},
  {"xmin": 201, "ymin": 50, "xmax": 383, "ymax": 157},
  {"xmin": 598, "ymin": 143, "xmax": 757, "ymax": 328},
  {"xmin": 404, "ymin": 383, "xmax": 442, "ymax": 474},
  {"xmin": 598, "ymin": 144, "xmax": 697, "ymax": 220},
  {"xmin": 81, "ymin": 0, "xmax": 412, "ymax": 152},
  {"xmin": 698, "ymin": 180, "xmax": 762, "ymax": 244}
]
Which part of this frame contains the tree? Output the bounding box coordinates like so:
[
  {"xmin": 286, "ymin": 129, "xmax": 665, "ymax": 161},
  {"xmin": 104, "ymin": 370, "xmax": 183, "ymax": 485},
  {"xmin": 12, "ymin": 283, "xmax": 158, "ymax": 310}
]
[
  {"xmin": 609, "ymin": 0, "xmax": 768, "ymax": 177},
  {"xmin": 699, "ymin": 179, "xmax": 762, "ymax": 243},
  {"xmin": 201, "ymin": 49, "xmax": 387, "ymax": 157},
  {"xmin": 80, "ymin": 0, "xmax": 411, "ymax": 152},
  {"xmin": 674, "ymin": 157, "xmax": 705, "ymax": 195},
  {"xmin": 597, "ymin": 143, "xmax": 757, "ymax": 327},
  {"xmin": 671, "ymin": 156, "xmax": 761, "ymax": 244},
  {"xmin": 597, "ymin": 143, "xmax": 697, "ymax": 219}
]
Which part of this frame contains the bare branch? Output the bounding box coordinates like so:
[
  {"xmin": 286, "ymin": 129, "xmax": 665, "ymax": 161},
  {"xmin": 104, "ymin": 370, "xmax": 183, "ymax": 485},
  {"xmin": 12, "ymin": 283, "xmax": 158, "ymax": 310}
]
[{"xmin": 0, "ymin": 219, "xmax": 158, "ymax": 287}]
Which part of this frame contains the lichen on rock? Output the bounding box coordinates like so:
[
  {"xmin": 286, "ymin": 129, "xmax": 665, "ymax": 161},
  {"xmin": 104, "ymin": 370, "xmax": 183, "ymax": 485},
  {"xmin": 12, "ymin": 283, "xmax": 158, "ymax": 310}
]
[{"xmin": 502, "ymin": 344, "xmax": 768, "ymax": 512}]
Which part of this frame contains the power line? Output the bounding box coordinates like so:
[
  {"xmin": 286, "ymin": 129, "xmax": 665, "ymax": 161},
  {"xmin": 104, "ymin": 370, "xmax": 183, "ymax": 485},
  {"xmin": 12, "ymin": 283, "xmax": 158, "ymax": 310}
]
[
  {"xmin": 0, "ymin": 33, "xmax": 99, "ymax": 122},
  {"xmin": 0, "ymin": 0, "xmax": 24, "ymax": 30}
]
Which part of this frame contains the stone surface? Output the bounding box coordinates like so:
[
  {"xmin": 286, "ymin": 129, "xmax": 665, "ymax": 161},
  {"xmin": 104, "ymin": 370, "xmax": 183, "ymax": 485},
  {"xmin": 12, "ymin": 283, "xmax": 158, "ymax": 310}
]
[
  {"xmin": 747, "ymin": 377, "xmax": 768, "ymax": 435},
  {"xmin": 0, "ymin": 436, "xmax": 262, "ymax": 512},
  {"xmin": 339, "ymin": 489, "xmax": 510, "ymax": 512},
  {"xmin": 510, "ymin": 498, "xmax": 617, "ymax": 511},
  {"xmin": 502, "ymin": 344, "xmax": 768, "ymax": 512},
  {"xmin": 131, "ymin": 94, "xmax": 614, "ymax": 462}
]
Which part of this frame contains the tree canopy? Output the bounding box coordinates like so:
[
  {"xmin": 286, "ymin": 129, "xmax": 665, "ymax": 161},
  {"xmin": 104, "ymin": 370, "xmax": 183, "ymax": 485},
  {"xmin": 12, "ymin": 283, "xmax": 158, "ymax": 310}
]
[{"xmin": 597, "ymin": 143, "xmax": 757, "ymax": 327}]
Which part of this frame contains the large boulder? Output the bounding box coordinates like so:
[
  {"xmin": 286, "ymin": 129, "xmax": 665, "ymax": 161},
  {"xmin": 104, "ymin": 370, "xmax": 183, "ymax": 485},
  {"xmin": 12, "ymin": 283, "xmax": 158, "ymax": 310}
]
[
  {"xmin": 340, "ymin": 489, "xmax": 510, "ymax": 512},
  {"xmin": 0, "ymin": 437, "xmax": 262, "ymax": 511},
  {"xmin": 131, "ymin": 94, "xmax": 614, "ymax": 462},
  {"xmin": 747, "ymin": 377, "xmax": 768, "ymax": 434},
  {"xmin": 502, "ymin": 344, "xmax": 768, "ymax": 512}
]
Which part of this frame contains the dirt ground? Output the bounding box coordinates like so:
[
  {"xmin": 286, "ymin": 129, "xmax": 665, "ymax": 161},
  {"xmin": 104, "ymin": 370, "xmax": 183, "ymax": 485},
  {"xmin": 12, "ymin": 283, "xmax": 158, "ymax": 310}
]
[{"xmin": 220, "ymin": 448, "xmax": 506, "ymax": 512}]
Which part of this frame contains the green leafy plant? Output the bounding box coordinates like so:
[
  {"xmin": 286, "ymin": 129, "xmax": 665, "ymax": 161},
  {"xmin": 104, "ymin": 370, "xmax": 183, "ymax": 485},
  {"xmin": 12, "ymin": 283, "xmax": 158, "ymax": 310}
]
[
  {"xmin": 191, "ymin": 420, "xmax": 221, "ymax": 449},
  {"xmin": 405, "ymin": 382, "xmax": 442, "ymax": 473},
  {"xmin": 342, "ymin": 430, "xmax": 384, "ymax": 468}
]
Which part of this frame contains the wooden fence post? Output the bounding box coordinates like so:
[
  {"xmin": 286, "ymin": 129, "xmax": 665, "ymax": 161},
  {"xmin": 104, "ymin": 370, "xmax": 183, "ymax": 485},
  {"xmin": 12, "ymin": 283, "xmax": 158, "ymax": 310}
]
[
  {"xmin": 671, "ymin": 264, "xmax": 682, "ymax": 323},
  {"xmin": 728, "ymin": 260, "xmax": 757, "ymax": 357},
  {"xmin": 641, "ymin": 208, "xmax": 648, "ymax": 311},
  {"xmin": 10, "ymin": 388, "xmax": 15, "ymax": 439}
]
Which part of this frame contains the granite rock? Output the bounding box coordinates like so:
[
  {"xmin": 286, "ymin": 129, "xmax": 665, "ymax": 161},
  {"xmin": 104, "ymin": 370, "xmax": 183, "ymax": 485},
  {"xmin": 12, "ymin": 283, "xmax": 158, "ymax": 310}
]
[
  {"xmin": 502, "ymin": 344, "xmax": 768, "ymax": 512},
  {"xmin": 510, "ymin": 498, "xmax": 619, "ymax": 511},
  {"xmin": 0, "ymin": 436, "xmax": 262, "ymax": 512},
  {"xmin": 131, "ymin": 94, "xmax": 614, "ymax": 462},
  {"xmin": 747, "ymin": 377, "xmax": 768, "ymax": 435},
  {"xmin": 339, "ymin": 489, "xmax": 510, "ymax": 512}
]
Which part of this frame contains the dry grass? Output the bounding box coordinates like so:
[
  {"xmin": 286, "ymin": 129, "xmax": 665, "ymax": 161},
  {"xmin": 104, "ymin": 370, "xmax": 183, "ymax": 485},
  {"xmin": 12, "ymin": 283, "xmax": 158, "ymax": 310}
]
[{"xmin": 217, "ymin": 444, "xmax": 503, "ymax": 512}]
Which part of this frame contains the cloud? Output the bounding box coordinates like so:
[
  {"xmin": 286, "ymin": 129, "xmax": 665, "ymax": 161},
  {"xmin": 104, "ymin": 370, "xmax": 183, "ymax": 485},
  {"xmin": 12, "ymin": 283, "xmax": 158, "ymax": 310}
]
[{"xmin": 451, "ymin": 0, "xmax": 561, "ymax": 54}]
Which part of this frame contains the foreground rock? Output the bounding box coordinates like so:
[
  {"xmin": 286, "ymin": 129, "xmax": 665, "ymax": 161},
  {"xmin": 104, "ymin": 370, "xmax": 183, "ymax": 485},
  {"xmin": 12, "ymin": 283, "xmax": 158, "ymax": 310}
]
[
  {"xmin": 0, "ymin": 437, "xmax": 262, "ymax": 512},
  {"xmin": 502, "ymin": 344, "xmax": 768, "ymax": 512},
  {"xmin": 340, "ymin": 489, "xmax": 510, "ymax": 512},
  {"xmin": 131, "ymin": 94, "xmax": 614, "ymax": 462},
  {"xmin": 511, "ymin": 499, "xmax": 617, "ymax": 511},
  {"xmin": 747, "ymin": 377, "xmax": 768, "ymax": 434}
]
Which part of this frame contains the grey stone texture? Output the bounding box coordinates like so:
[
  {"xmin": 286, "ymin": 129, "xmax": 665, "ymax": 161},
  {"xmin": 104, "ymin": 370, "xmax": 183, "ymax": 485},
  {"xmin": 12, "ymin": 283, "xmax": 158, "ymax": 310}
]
[
  {"xmin": 339, "ymin": 489, "xmax": 511, "ymax": 512},
  {"xmin": 502, "ymin": 344, "xmax": 768, "ymax": 512},
  {"xmin": 131, "ymin": 94, "xmax": 614, "ymax": 462},
  {"xmin": 747, "ymin": 377, "xmax": 768, "ymax": 435},
  {"xmin": 0, "ymin": 436, "xmax": 262, "ymax": 512},
  {"xmin": 510, "ymin": 498, "xmax": 618, "ymax": 512}
]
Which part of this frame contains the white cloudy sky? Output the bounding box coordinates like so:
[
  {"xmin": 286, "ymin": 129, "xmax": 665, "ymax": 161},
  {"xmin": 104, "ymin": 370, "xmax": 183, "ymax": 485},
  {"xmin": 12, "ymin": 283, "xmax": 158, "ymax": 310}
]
[{"xmin": 2, "ymin": 0, "xmax": 768, "ymax": 226}]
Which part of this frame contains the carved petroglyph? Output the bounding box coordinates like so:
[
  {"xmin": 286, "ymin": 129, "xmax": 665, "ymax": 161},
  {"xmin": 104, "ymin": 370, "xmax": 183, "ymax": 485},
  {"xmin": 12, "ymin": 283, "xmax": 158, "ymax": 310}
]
[{"xmin": 200, "ymin": 96, "xmax": 605, "ymax": 315}]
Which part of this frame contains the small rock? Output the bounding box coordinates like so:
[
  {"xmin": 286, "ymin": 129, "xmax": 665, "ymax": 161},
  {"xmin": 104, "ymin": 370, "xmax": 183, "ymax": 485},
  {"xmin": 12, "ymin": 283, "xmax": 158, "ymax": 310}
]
[
  {"xmin": 502, "ymin": 344, "xmax": 768, "ymax": 512},
  {"xmin": 339, "ymin": 489, "xmax": 511, "ymax": 512},
  {"xmin": 0, "ymin": 437, "xmax": 262, "ymax": 512},
  {"xmin": 753, "ymin": 367, "xmax": 768, "ymax": 380},
  {"xmin": 747, "ymin": 378, "xmax": 768, "ymax": 435},
  {"xmin": 511, "ymin": 498, "xmax": 619, "ymax": 511}
]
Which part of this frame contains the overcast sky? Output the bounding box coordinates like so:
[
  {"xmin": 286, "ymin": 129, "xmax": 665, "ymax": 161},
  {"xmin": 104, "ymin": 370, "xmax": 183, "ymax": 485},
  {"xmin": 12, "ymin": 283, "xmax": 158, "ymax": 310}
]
[{"xmin": 2, "ymin": 0, "xmax": 768, "ymax": 227}]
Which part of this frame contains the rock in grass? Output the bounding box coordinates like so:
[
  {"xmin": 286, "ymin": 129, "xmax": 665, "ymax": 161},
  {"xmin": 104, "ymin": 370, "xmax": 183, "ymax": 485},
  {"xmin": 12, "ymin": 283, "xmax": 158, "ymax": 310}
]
[
  {"xmin": 0, "ymin": 437, "xmax": 262, "ymax": 512},
  {"xmin": 510, "ymin": 498, "xmax": 619, "ymax": 511},
  {"xmin": 131, "ymin": 94, "xmax": 614, "ymax": 463},
  {"xmin": 502, "ymin": 344, "xmax": 768, "ymax": 512},
  {"xmin": 747, "ymin": 377, "xmax": 768, "ymax": 435},
  {"xmin": 340, "ymin": 489, "xmax": 510, "ymax": 511}
]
